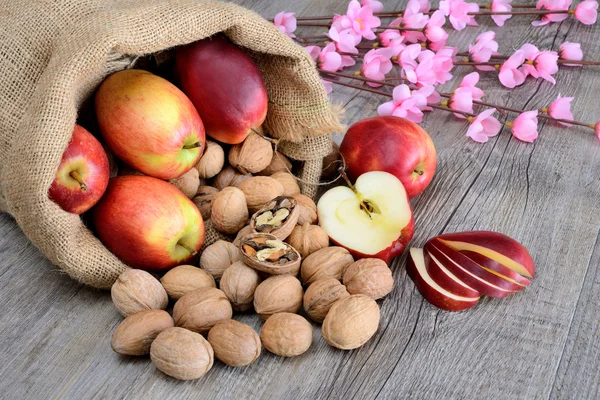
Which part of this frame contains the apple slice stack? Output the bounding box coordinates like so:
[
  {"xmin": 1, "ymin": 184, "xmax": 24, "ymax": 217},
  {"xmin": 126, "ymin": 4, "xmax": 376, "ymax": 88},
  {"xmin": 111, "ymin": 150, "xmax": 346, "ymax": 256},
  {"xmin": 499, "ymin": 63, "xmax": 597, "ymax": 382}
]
[{"xmin": 407, "ymin": 231, "xmax": 535, "ymax": 312}]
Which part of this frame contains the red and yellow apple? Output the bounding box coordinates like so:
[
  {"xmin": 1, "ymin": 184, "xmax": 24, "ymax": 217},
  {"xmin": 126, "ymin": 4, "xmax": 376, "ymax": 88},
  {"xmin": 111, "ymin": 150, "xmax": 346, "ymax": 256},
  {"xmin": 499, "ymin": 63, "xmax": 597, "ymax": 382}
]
[
  {"xmin": 317, "ymin": 171, "xmax": 414, "ymax": 263},
  {"xmin": 175, "ymin": 35, "xmax": 268, "ymax": 145},
  {"xmin": 340, "ymin": 116, "xmax": 437, "ymax": 199},
  {"xmin": 95, "ymin": 69, "xmax": 205, "ymax": 180},
  {"xmin": 91, "ymin": 175, "xmax": 204, "ymax": 271},
  {"xmin": 48, "ymin": 124, "xmax": 109, "ymax": 214}
]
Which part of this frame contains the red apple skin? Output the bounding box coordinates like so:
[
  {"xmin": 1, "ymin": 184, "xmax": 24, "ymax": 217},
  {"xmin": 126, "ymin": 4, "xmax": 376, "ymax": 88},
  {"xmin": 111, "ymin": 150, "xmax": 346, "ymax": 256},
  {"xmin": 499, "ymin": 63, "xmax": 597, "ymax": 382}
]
[
  {"xmin": 175, "ymin": 35, "xmax": 268, "ymax": 145},
  {"xmin": 95, "ymin": 69, "xmax": 205, "ymax": 180},
  {"xmin": 423, "ymin": 249, "xmax": 481, "ymax": 298},
  {"xmin": 436, "ymin": 231, "xmax": 535, "ymax": 278},
  {"xmin": 340, "ymin": 116, "xmax": 437, "ymax": 198},
  {"xmin": 460, "ymin": 250, "xmax": 531, "ymax": 287},
  {"xmin": 91, "ymin": 175, "xmax": 204, "ymax": 271},
  {"xmin": 48, "ymin": 125, "xmax": 109, "ymax": 214}
]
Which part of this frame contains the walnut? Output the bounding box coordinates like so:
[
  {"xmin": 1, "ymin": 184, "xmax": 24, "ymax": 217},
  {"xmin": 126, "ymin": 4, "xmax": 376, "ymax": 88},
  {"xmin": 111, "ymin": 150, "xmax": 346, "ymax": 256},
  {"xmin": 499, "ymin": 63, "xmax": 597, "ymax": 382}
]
[
  {"xmin": 237, "ymin": 176, "xmax": 284, "ymax": 213},
  {"xmin": 160, "ymin": 265, "xmax": 216, "ymax": 301},
  {"xmin": 270, "ymin": 172, "xmax": 300, "ymax": 197},
  {"xmin": 253, "ymin": 275, "xmax": 303, "ymax": 320},
  {"xmin": 208, "ymin": 320, "xmax": 261, "ymax": 367},
  {"xmin": 192, "ymin": 186, "xmax": 219, "ymax": 220},
  {"xmin": 286, "ymin": 223, "xmax": 329, "ymax": 259},
  {"xmin": 211, "ymin": 187, "xmax": 248, "ymax": 234},
  {"xmin": 111, "ymin": 310, "xmax": 174, "ymax": 355},
  {"xmin": 291, "ymin": 193, "xmax": 318, "ymax": 225},
  {"xmin": 213, "ymin": 165, "xmax": 252, "ymax": 191},
  {"xmin": 303, "ymin": 278, "xmax": 351, "ymax": 323},
  {"xmin": 321, "ymin": 141, "xmax": 341, "ymax": 180},
  {"xmin": 301, "ymin": 246, "xmax": 354, "ymax": 286},
  {"xmin": 150, "ymin": 327, "xmax": 214, "ymax": 380},
  {"xmin": 260, "ymin": 313, "xmax": 312, "ymax": 357},
  {"xmin": 200, "ymin": 240, "xmax": 241, "ymax": 280},
  {"xmin": 111, "ymin": 269, "xmax": 168, "ymax": 317},
  {"xmin": 220, "ymin": 261, "xmax": 261, "ymax": 312},
  {"xmin": 321, "ymin": 295, "xmax": 380, "ymax": 350},
  {"xmin": 195, "ymin": 140, "xmax": 225, "ymax": 179},
  {"xmin": 240, "ymin": 233, "xmax": 301, "ymax": 276},
  {"xmin": 250, "ymin": 196, "xmax": 299, "ymax": 240},
  {"xmin": 343, "ymin": 258, "xmax": 394, "ymax": 300},
  {"xmin": 233, "ymin": 225, "xmax": 252, "ymax": 247},
  {"xmin": 173, "ymin": 287, "xmax": 233, "ymax": 334},
  {"xmin": 228, "ymin": 130, "xmax": 273, "ymax": 174},
  {"xmin": 257, "ymin": 151, "xmax": 292, "ymax": 176},
  {"xmin": 169, "ymin": 167, "xmax": 200, "ymax": 199}
]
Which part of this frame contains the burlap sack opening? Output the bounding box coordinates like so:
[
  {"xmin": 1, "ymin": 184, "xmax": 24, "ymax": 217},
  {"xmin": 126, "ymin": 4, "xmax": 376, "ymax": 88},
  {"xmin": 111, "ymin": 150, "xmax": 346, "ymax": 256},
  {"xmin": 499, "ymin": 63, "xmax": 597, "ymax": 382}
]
[{"xmin": 0, "ymin": 0, "xmax": 344, "ymax": 289}]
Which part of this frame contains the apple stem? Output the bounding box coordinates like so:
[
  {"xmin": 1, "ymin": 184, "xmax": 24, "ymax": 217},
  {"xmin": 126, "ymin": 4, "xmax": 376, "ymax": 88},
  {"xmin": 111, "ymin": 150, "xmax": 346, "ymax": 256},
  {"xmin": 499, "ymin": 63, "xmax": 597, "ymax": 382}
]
[
  {"xmin": 177, "ymin": 241, "xmax": 198, "ymax": 256},
  {"xmin": 338, "ymin": 168, "xmax": 356, "ymax": 191},
  {"xmin": 69, "ymin": 171, "xmax": 88, "ymax": 192},
  {"xmin": 414, "ymin": 170, "xmax": 424, "ymax": 176},
  {"xmin": 183, "ymin": 141, "xmax": 202, "ymax": 150}
]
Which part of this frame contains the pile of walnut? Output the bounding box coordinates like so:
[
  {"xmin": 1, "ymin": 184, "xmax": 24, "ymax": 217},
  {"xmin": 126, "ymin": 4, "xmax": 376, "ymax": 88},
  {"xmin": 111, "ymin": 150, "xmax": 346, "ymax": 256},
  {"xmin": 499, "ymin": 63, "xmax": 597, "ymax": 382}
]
[{"xmin": 110, "ymin": 133, "xmax": 395, "ymax": 381}]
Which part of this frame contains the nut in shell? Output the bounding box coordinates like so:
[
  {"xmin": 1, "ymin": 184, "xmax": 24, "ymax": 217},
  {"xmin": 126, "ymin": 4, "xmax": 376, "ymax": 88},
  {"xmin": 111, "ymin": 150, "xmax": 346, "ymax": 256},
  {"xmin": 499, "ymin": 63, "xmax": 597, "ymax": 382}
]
[
  {"xmin": 260, "ymin": 313, "xmax": 312, "ymax": 357},
  {"xmin": 211, "ymin": 187, "xmax": 249, "ymax": 234},
  {"xmin": 250, "ymin": 196, "xmax": 299, "ymax": 240},
  {"xmin": 195, "ymin": 141, "xmax": 225, "ymax": 179},
  {"xmin": 169, "ymin": 168, "xmax": 200, "ymax": 199},
  {"xmin": 253, "ymin": 275, "xmax": 303, "ymax": 320},
  {"xmin": 257, "ymin": 151, "xmax": 292, "ymax": 176},
  {"xmin": 200, "ymin": 240, "xmax": 241, "ymax": 280},
  {"xmin": 270, "ymin": 172, "xmax": 300, "ymax": 197},
  {"xmin": 286, "ymin": 223, "xmax": 329, "ymax": 259},
  {"xmin": 192, "ymin": 186, "xmax": 219, "ymax": 220},
  {"xmin": 160, "ymin": 265, "xmax": 216, "ymax": 301},
  {"xmin": 322, "ymin": 294, "xmax": 380, "ymax": 350},
  {"xmin": 303, "ymin": 278, "xmax": 351, "ymax": 323},
  {"xmin": 208, "ymin": 320, "xmax": 261, "ymax": 367},
  {"xmin": 111, "ymin": 269, "xmax": 168, "ymax": 317},
  {"xmin": 240, "ymin": 233, "xmax": 301, "ymax": 276},
  {"xmin": 228, "ymin": 129, "xmax": 273, "ymax": 174},
  {"xmin": 111, "ymin": 310, "xmax": 174, "ymax": 355},
  {"xmin": 173, "ymin": 287, "xmax": 233, "ymax": 334},
  {"xmin": 343, "ymin": 258, "xmax": 394, "ymax": 300},
  {"xmin": 301, "ymin": 246, "xmax": 354, "ymax": 286},
  {"xmin": 150, "ymin": 327, "xmax": 214, "ymax": 380},
  {"xmin": 220, "ymin": 261, "xmax": 261, "ymax": 312},
  {"xmin": 291, "ymin": 193, "xmax": 318, "ymax": 225},
  {"xmin": 213, "ymin": 165, "xmax": 252, "ymax": 191},
  {"xmin": 237, "ymin": 176, "xmax": 284, "ymax": 214}
]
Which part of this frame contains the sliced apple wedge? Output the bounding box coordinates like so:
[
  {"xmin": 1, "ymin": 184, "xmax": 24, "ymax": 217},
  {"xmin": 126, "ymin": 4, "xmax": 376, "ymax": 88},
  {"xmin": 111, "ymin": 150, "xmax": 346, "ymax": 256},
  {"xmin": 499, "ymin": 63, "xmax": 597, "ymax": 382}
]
[
  {"xmin": 459, "ymin": 250, "xmax": 531, "ymax": 287},
  {"xmin": 423, "ymin": 249, "xmax": 480, "ymax": 298},
  {"xmin": 407, "ymin": 248, "xmax": 480, "ymax": 312}
]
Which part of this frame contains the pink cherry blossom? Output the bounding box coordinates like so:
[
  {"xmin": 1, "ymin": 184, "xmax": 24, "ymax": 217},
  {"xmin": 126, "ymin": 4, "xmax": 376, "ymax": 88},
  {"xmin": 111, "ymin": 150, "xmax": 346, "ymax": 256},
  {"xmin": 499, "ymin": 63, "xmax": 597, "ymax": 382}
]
[
  {"xmin": 534, "ymin": 51, "xmax": 559, "ymax": 84},
  {"xmin": 439, "ymin": 0, "xmax": 480, "ymax": 30},
  {"xmin": 499, "ymin": 50, "xmax": 526, "ymax": 88},
  {"xmin": 328, "ymin": 27, "xmax": 360, "ymax": 54},
  {"xmin": 559, "ymin": 42, "xmax": 583, "ymax": 66},
  {"xmin": 430, "ymin": 47, "xmax": 456, "ymax": 84},
  {"xmin": 574, "ymin": 0, "xmax": 599, "ymax": 24},
  {"xmin": 449, "ymin": 87, "xmax": 474, "ymax": 118},
  {"xmin": 321, "ymin": 79, "xmax": 333, "ymax": 94},
  {"xmin": 403, "ymin": 49, "xmax": 437, "ymax": 87},
  {"xmin": 511, "ymin": 111, "xmax": 539, "ymax": 142},
  {"xmin": 361, "ymin": 0, "xmax": 384, "ymax": 13},
  {"xmin": 399, "ymin": 43, "xmax": 422, "ymax": 69},
  {"xmin": 332, "ymin": 0, "xmax": 381, "ymax": 41},
  {"xmin": 425, "ymin": 11, "xmax": 449, "ymax": 50},
  {"xmin": 402, "ymin": 0, "xmax": 429, "ymax": 43},
  {"xmin": 416, "ymin": 0, "xmax": 432, "ymax": 12},
  {"xmin": 273, "ymin": 12, "xmax": 297, "ymax": 38},
  {"xmin": 469, "ymin": 31, "xmax": 499, "ymax": 71},
  {"xmin": 533, "ymin": 0, "xmax": 573, "ymax": 26},
  {"xmin": 412, "ymin": 85, "xmax": 440, "ymax": 109},
  {"xmin": 362, "ymin": 48, "xmax": 395, "ymax": 86},
  {"xmin": 305, "ymin": 45, "xmax": 321, "ymax": 60},
  {"xmin": 491, "ymin": 0, "xmax": 513, "ymax": 26},
  {"xmin": 379, "ymin": 30, "xmax": 405, "ymax": 47},
  {"xmin": 377, "ymin": 84, "xmax": 425, "ymax": 122},
  {"xmin": 547, "ymin": 95, "xmax": 574, "ymax": 126},
  {"xmin": 467, "ymin": 109, "xmax": 502, "ymax": 143},
  {"xmin": 310, "ymin": 43, "xmax": 344, "ymax": 72},
  {"xmin": 458, "ymin": 72, "xmax": 485, "ymax": 101},
  {"xmin": 595, "ymin": 121, "xmax": 600, "ymax": 140},
  {"xmin": 519, "ymin": 43, "xmax": 541, "ymax": 77}
]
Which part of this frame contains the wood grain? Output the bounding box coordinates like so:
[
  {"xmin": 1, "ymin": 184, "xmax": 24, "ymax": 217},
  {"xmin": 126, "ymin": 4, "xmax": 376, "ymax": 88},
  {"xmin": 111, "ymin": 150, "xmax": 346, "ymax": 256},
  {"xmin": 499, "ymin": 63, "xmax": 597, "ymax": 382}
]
[{"xmin": 1, "ymin": 0, "xmax": 599, "ymax": 399}]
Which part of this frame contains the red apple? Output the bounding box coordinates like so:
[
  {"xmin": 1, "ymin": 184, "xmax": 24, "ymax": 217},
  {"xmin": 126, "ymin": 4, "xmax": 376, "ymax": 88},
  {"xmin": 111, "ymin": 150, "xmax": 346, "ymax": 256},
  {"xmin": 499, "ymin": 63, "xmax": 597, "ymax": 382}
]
[
  {"xmin": 340, "ymin": 116, "xmax": 437, "ymax": 198},
  {"xmin": 175, "ymin": 35, "xmax": 268, "ymax": 145},
  {"xmin": 91, "ymin": 175, "xmax": 204, "ymax": 271},
  {"xmin": 317, "ymin": 171, "xmax": 414, "ymax": 263},
  {"xmin": 422, "ymin": 248, "xmax": 480, "ymax": 298},
  {"xmin": 48, "ymin": 124, "xmax": 109, "ymax": 214},
  {"xmin": 95, "ymin": 69, "xmax": 205, "ymax": 180},
  {"xmin": 459, "ymin": 250, "xmax": 531, "ymax": 287}
]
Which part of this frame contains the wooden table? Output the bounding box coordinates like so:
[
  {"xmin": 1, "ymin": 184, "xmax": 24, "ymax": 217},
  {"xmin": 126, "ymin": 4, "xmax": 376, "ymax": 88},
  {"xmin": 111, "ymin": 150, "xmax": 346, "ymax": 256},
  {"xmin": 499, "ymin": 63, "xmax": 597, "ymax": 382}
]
[{"xmin": 1, "ymin": 0, "xmax": 599, "ymax": 398}]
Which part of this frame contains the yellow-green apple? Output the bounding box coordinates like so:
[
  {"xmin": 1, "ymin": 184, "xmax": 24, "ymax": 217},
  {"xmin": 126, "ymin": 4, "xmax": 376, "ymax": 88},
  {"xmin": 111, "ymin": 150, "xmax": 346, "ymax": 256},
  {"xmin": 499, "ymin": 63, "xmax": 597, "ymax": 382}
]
[
  {"xmin": 95, "ymin": 69, "xmax": 205, "ymax": 180},
  {"xmin": 407, "ymin": 248, "xmax": 480, "ymax": 312},
  {"xmin": 91, "ymin": 175, "xmax": 204, "ymax": 271},
  {"xmin": 339, "ymin": 116, "xmax": 437, "ymax": 198},
  {"xmin": 317, "ymin": 171, "xmax": 414, "ymax": 263},
  {"xmin": 48, "ymin": 124, "xmax": 109, "ymax": 214},
  {"xmin": 175, "ymin": 35, "xmax": 268, "ymax": 145}
]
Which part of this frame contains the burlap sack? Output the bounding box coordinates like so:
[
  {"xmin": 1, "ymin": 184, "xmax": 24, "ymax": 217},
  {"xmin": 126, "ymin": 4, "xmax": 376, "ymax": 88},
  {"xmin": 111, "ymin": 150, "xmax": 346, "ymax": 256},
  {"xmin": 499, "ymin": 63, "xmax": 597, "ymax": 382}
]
[{"xmin": 0, "ymin": 0, "xmax": 344, "ymax": 289}]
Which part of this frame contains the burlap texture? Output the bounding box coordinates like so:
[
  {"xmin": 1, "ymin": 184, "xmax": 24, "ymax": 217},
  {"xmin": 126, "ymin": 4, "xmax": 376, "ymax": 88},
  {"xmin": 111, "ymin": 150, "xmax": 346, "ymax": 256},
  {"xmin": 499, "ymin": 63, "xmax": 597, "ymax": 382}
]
[{"xmin": 0, "ymin": 0, "xmax": 343, "ymax": 289}]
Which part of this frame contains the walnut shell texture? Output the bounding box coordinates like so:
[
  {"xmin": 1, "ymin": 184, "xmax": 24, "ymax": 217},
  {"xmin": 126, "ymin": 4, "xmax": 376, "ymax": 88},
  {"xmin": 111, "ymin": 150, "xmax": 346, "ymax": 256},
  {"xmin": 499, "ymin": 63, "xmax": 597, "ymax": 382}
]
[
  {"xmin": 213, "ymin": 165, "xmax": 252, "ymax": 191},
  {"xmin": 111, "ymin": 269, "xmax": 168, "ymax": 317},
  {"xmin": 253, "ymin": 275, "xmax": 303, "ymax": 320},
  {"xmin": 193, "ymin": 186, "xmax": 219, "ymax": 220},
  {"xmin": 270, "ymin": 172, "xmax": 300, "ymax": 197},
  {"xmin": 257, "ymin": 151, "xmax": 292, "ymax": 176},
  {"xmin": 343, "ymin": 258, "xmax": 394, "ymax": 300},
  {"xmin": 291, "ymin": 193, "xmax": 318, "ymax": 225},
  {"xmin": 233, "ymin": 225, "xmax": 253, "ymax": 247},
  {"xmin": 150, "ymin": 327, "xmax": 214, "ymax": 380},
  {"xmin": 220, "ymin": 261, "xmax": 261, "ymax": 312},
  {"xmin": 301, "ymin": 246, "xmax": 354, "ymax": 286},
  {"xmin": 249, "ymin": 196, "xmax": 299, "ymax": 241},
  {"xmin": 160, "ymin": 265, "xmax": 216, "ymax": 301},
  {"xmin": 169, "ymin": 167, "xmax": 200, "ymax": 199},
  {"xmin": 237, "ymin": 176, "xmax": 285, "ymax": 214},
  {"xmin": 173, "ymin": 288, "xmax": 233, "ymax": 334},
  {"xmin": 286, "ymin": 223, "xmax": 330, "ymax": 259},
  {"xmin": 111, "ymin": 310, "xmax": 174, "ymax": 356},
  {"xmin": 208, "ymin": 320, "xmax": 261, "ymax": 367},
  {"xmin": 303, "ymin": 278, "xmax": 351, "ymax": 323},
  {"xmin": 211, "ymin": 187, "xmax": 249, "ymax": 234},
  {"xmin": 228, "ymin": 130, "xmax": 273, "ymax": 174},
  {"xmin": 322, "ymin": 295, "xmax": 380, "ymax": 350},
  {"xmin": 195, "ymin": 140, "xmax": 225, "ymax": 179},
  {"xmin": 260, "ymin": 313, "xmax": 312, "ymax": 357},
  {"xmin": 200, "ymin": 240, "xmax": 241, "ymax": 280}
]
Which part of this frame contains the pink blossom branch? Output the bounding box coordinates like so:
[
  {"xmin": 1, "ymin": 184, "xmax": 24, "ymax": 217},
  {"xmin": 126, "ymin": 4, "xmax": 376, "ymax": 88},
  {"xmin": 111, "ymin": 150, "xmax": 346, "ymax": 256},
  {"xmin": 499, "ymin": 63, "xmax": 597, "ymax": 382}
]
[
  {"xmin": 455, "ymin": 59, "xmax": 600, "ymax": 66},
  {"xmin": 296, "ymin": 22, "xmax": 424, "ymax": 32}
]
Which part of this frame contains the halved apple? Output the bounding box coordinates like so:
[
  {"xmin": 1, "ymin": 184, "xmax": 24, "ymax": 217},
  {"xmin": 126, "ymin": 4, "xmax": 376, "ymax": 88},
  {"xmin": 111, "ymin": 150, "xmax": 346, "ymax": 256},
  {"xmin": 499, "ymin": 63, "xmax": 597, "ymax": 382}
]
[
  {"xmin": 423, "ymin": 249, "xmax": 480, "ymax": 298},
  {"xmin": 407, "ymin": 248, "xmax": 480, "ymax": 312}
]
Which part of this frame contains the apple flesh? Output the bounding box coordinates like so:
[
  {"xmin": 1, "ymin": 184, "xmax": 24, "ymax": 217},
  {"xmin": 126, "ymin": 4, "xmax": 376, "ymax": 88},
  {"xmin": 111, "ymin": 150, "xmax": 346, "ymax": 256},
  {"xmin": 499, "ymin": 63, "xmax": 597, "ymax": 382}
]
[
  {"xmin": 423, "ymin": 248, "xmax": 481, "ymax": 298},
  {"xmin": 48, "ymin": 124, "xmax": 109, "ymax": 214},
  {"xmin": 91, "ymin": 175, "xmax": 204, "ymax": 271},
  {"xmin": 339, "ymin": 116, "xmax": 436, "ymax": 198},
  {"xmin": 459, "ymin": 250, "xmax": 531, "ymax": 287},
  {"xmin": 317, "ymin": 171, "xmax": 414, "ymax": 263},
  {"xmin": 95, "ymin": 69, "xmax": 205, "ymax": 180},
  {"xmin": 175, "ymin": 35, "xmax": 268, "ymax": 145}
]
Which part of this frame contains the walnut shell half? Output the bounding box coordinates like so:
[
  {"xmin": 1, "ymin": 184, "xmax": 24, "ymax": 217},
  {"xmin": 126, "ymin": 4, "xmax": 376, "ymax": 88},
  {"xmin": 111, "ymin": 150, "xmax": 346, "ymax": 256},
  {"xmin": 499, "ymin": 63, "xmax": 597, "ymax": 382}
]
[
  {"xmin": 250, "ymin": 196, "xmax": 299, "ymax": 240},
  {"xmin": 240, "ymin": 233, "xmax": 301, "ymax": 276}
]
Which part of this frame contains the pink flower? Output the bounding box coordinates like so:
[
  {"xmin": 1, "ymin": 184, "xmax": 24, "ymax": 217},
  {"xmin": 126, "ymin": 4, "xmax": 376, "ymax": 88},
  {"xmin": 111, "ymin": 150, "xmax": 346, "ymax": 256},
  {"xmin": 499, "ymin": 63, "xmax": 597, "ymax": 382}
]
[
  {"xmin": 399, "ymin": 43, "xmax": 422, "ymax": 69},
  {"xmin": 412, "ymin": 85, "xmax": 440, "ymax": 109},
  {"xmin": 467, "ymin": 109, "xmax": 502, "ymax": 143},
  {"xmin": 440, "ymin": 0, "xmax": 480, "ymax": 30},
  {"xmin": 328, "ymin": 27, "xmax": 360, "ymax": 54},
  {"xmin": 379, "ymin": 30, "xmax": 405, "ymax": 47},
  {"xmin": 469, "ymin": 31, "xmax": 499, "ymax": 71},
  {"xmin": 595, "ymin": 121, "xmax": 600, "ymax": 140},
  {"xmin": 362, "ymin": 0, "xmax": 385, "ymax": 13},
  {"xmin": 274, "ymin": 12, "xmax": 297, "ymax": 38},
  {"xmin": 547, "ymin": 95, "xmax": 574, "ymax": 126},
  {"xmin": 311, "ymin": 43, "xmax": 344, "ymax": 72},
  {"xmin": 362, "ymin": 48, "xmax": 394, "ymax": 86},
  {"xmin": 534, "ymin": 51, "xmax": 559, "ymax": 84},
  {"xmin": 430, "ymin": 47, "xmax": 456, "ymax": 84},
  {"xmin": 533, "ymin": 0, "xmax": 573, "ymax": 26},
  {"xmin": 559, "ymin": 42, "xmax": 583, "ymax": 66},
  {"xmin": 519, "ymin": 43, "xmax": 540, "ymax": 77},
  {"xmin": 417, "ymin": 0, "xmax": 432, "ymax": 12},
  {"xmin": 322, "ymin": 79, "xmax": 333, "ymax": 94},
  {"xmin": 425, "ymin": 11, "xmax": 449, "ymax": 49},
  {"xmin": 449, "ymin": 87, "xmax": 474, "ymax": 118},
  {"xmin": 332, "ymin": 0, "xmax": 381, "ymax": 41},
  {"xmin": 491, "ymin": 0, "xmax": 513, "ymax": 26},
  {"xmin": 402, "ymin": 0, "xmax": 429, "ymax": 43},
  {"xmin": 377, "ymin": 84, "xmax": 424, "ymax": 122},
  {"xmin": 510, "ymin": 111, "xmax": 539, "ymax": 142},
  {"xmin": 404, "ymin": 49, "xmax": 437, "ymax": 87},
  {"xmin": 499, "ymin": 50, "xmax": 526, "ymax": 88},
  {"xmin": 574, "ymin": 0, "xmax": 599, "ymax": 24},
  {"xmin": 458, "ymin": 72, "xmax": 485, "ymax": 101}
]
